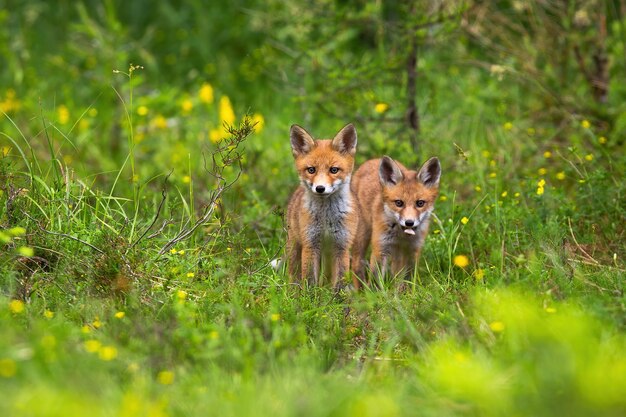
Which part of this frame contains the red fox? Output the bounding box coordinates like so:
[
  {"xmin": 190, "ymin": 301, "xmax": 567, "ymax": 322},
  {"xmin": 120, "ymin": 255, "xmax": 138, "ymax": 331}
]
[
  {"xmin": 351, "ymin": 156, "xmax": 441, "ymax": 288},
  {"xmin": 285, "ymin": 123, "xmax": 359, "ymax": 288}
]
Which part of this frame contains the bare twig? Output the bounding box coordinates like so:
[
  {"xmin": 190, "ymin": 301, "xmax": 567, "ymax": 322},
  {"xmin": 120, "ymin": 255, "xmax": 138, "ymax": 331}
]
[{"xmin": 128, "ymin": 171, "xmax": 171, "ymax": 251}]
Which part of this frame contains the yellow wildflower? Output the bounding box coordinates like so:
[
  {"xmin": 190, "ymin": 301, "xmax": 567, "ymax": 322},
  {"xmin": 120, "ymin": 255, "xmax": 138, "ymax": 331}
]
[
  {"xmin": 17, "ymin": 246, "xmax": 34, "ymax": 257},
  {"xmin": 44, "ymin": 310, "xmax": 54, "ymax": 319},
  {"xmin": 537, "ymin": 179, "xmax": 545, "ymax": 196},
  {"xmin": 157, "ymin": 370, "xmax": 175, "ymax": 385},
  {"xmin": 501, "ymin": 191, "xmax": 508, "ymax": 197},
  {"xmin": 1, "ymin": 146, "xmax": 11, "ymax": 157},
  {"xmin": 461, "ymin": 217, "xmax": 469, "ymax": 225},
  {"xmin": 584, "ymin": 153, "xmax": 593, "ymax": 161},
  {"xmin": 153, "ymin": 115, "xmax": 168, "ymax": 130},
  {"xmin": 199, "ymin": 83, "xmax": 214, "ymax": 104},
  {"xmin": 538, "ymin": 167, "xmax": 547, "ymax": 175},
  {"xmin": 474, "ymin": 269, "xmax": 485, "ymax": 280},
  {"xmin": 169, "ymin": 248, "xmax": 177, "ymax": 255},
  {"xmin": 209, "ymin": 330, "xmax": 219, "ymax": 340},
  {"xmin": 439, "ymin": 195, "xmax": 447, "ymax": 202},
  {"xmin": 581, "ymin": 119, "xmax": 591, "ymax": 129},
  {"xmin": 251, "ymin": 113, "xmax": 265, "ymax": 133},
  {"xmin": 176, "ymin": 290, "xmax": 187, "ymax": 300},
  {"xmin": 99, "ymin": 346, "xmax": 118, "ymax": 361},
  {"xmin": 58, "ymin": 105, "xmax": 70, "ymax": 125},
  {"xmin": 374, "ymin": 103, "xmax": 389, "ymax": 114},
  {"xmin": 219, "ymin": 96, "xmax": 235, "ymax": 127},
  {"xmin": 503, "ymin": 122, "xmax": 513, "ymax": 131},
  {"xmin": 556, "ymin": 171, "xmax": 566, "ymax": 180},
  {"xmin": 453, "ymin": 255, "xmax": 470, "ymax": 268},
  {"xmin": 182, "ymin": 175, "xmax": 191, "ymax": 184},
  {"xmin": 271, "ymin": 313, "xmax": 281, "ymax": 322},
  {"xmin": 9, "ymin": 300, "xmax": 24, "ymax": 314},
  {"xmin": 209, "ymin": 128, "xmax": 222, "ymax": 143},
  {"xmin": 0, "ymin": 358, "xmax": 17, "ymax": 378},
  {"xmin": 526, "ymin": 127, "xmax": 536, "ymax": 136},
  {"xmin": 489, "ymin": 321, "xmax": 505, "ymax": 332},
  {"xmin": 137, "ymin": 106, "xmax": 149, "ymax": 116},
  {"xmin": 474, "ymin": 185, "xmax": 482, "ymax": 192},
  {"xmin": 598, "ymin": 136, "xmax": 607, "ymax": 144},
  {"xmin": 186, "ymin": 272, "xmax": 195, "ymax": 278},
  {"xmin": 481, "ymin": 150, "xmax": 491, "ymax": 158},
  {"xmin": 489, "ymin": 172, "xmax": 497, "ymax": 178},
  {"xmin": 181, "ymin": 99, "xmax": 193, "ymax": 113},
  {"xmin": 84, "ymin": 340, "xmax": 102, "ymax": 353},
  {"xmin": 92, "ymin": 317, "xmax": 102, "ymax": 329},
  {"xmin": 114, "ymin": 311, "xmax": 125, "ymax": 319},
  {"xmin": 178, "ymin": 250, "xmax": 185, "ymax": 255},
  {"xmin": 543, "ymin": 151, "xmax": 552, "ymax": 158}
]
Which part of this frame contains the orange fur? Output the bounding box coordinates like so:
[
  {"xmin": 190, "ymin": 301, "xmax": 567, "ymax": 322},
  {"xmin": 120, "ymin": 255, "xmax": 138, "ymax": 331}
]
[
  {"xmin": 351, "ymin": 156, "xmax": 441, "ymax": 289},
  {"xmin": 286, "ymin": 124, "xmax": 359, "ymax": 288}
]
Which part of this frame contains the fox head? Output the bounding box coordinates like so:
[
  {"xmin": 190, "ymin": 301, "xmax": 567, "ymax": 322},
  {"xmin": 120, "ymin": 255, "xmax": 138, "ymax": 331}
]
[
  {"xmin": 378, "ymin": 156, "xmax": 441, "ymax": 236},
  {"xmin": 290, "ymin": 123, "xmax": 357, "ymax": 197}
]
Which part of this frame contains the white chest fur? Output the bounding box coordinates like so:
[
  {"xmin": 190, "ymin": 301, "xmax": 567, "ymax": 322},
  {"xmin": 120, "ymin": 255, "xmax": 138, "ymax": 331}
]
[{"xmin": 303, "ymin": 183, "xmax": 353, "ymax": 249}]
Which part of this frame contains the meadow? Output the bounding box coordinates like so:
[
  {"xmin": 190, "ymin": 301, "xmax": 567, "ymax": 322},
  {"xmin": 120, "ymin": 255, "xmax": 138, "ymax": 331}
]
[{"xmin": 1, "ymin": 1, "xmax": 625, "ymax": 416}]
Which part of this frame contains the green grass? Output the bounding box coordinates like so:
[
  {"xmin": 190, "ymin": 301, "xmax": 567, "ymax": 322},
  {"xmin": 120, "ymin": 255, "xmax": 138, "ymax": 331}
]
[{"xmin": 2, "ymin": 14, "xmax": 626, "ymax": 417}]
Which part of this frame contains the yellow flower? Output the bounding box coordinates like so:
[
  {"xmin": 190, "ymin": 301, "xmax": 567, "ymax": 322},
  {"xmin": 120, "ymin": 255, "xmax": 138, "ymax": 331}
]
[
  {"xmin": 514, "ymin": 192, "xmax": 520, "ymax": 198},
  {"xmin": 556, "ymin": 171, "xmax": 566, "ymax": 180},
  {"xmin": 489, "ymin": 172, "xmax": 497, "ymax": 178},
  {"xmin": 271, "ymin": 313, "xmax": 281, "ymax": 322},
  {"xmin": 581, "ymin": 119, "xmax": 591, "ymax": 129},
  {"xmin": 453, "ymin": 255, "xmax": 469, "ymax": 268},
  {"xmin": 538, "ymin": 179, "xmax": 546, "ymax": 187},
  {"xmin": 503, "ymin": 122, "xmax": 513, "ymax": 131},
  {"xmin": 251, "ymin": 113, "xmax": 265, "ymax": 133},
  {"xmin": 17, "ymin": 246, "xmax": 34, "ymax": 257},
  {"xmin": 474, "ymin": 185, "xmax": 482, "ymax": 192},
  {"xmin": 0, "ymin": 358, "xmax": 17, "ymax": 378},
  {"xmin": 219, "ymin": 96, "xmax": 235, "ymax": 127},
  {"xmin": 537, "ymin": 167, "xmax": 547, "ymax": 175},
  {"xmin": 501, "ymin": 191, "xmax": 508, "ymax": 197},
  {"xmin": 169, "ymin": 248, "xmax": 177, "ymax": 254},
  {"xmin": 474, "ymin": 269, "xmax": 485, "ymax": 280},
  {"xmin": 584, "ymin": 153, "xmax": 594, "ymax": 161},
  {"xmin": 137, "ymin": 106, "xmax": 149, "ymax": 116},
  {"xmin": 176, "ymin": 290, "xmax": 187, "ymax": 300},
  {"xmin": 209, "ymin": 128, "xmax": 222, "ymax": 143},
  {"xmin": 1, "ymin": 146, "xmax": 11, "ymax": 157},
  {"xmin": 44, "ymin": 310, "xmax": 54, "ymax": 319},
  {"xmin": 181, "ymin": 99, "xmax": 193, "ymax": 113},
  {"xmin": 489, "ymin": 321, "xmax": 505, "ymax": 332},
  {"xmin": 439, "ymin": 195, "xmax": 447, "ymax": 202},
  {"xmin": 157, "ymin": 370, "xmax": 175, "ymax": 385},
  {"xmin": 543, "ymin": 151, "xmax": 552, "ymax": 158},
  {"xmin": 489, "ymin": 160, "xmax": 496, "ymax": 167},
  {"xmin": 186, "ymin": 272, "xmax": 195, "ymax": 278},
  {"xmin": 598, "ymin": 136, "xmax": 607, "ymax": 144},
  {"xmin": 178, "ymin": 250, "xmax": 185, "ymax": 255},
  {"xmin": 114, "ymin": 311, "xmax": 125, "ymax": 319},
  {"xmin": 209, "ymin": 330, "xmax": 219, "ymax": 340},
  {"xmin": 374, "ymin": 103, "xmax": 389, "ymax": 114},
  {"xmin": 92, "ymin": 318, "xmax": 102, "ymax": 329},
  {"xmin": 99, "ymin": 346, "xmax": 118, "ymax": 361},
  {"xmin": 58, "ymin": 105, "xmax": 70, "ymax": 125},
  {"xmin": 9, "ymin": 300, "xmax": 24, "ymax": 314},
  {"xmin": 153, "ymin": 115, "xmax": 168, "ymax": 130},
  {"xmin": 199, "ymin": 83, "xmax": 214, "ymax": 104},
  {"xmin": 461, "ymin": 217, "xmax": 469, "ymax": 225},
  {"xmin": 84, "ymin": 340, "xmax": 102, "ymax": 353},
  {"xmin": 81, "ymin": 325, "xmax": 91, "ymax": 334},
  {"xmin": 182, "ymin": 175, "xmax": 191, "ymax": 184},
  {"xmin": 481, "ymin": 150, "xmax": 491, "ymax": 158},
  {"xmin": 526, "ymin": 127, "xmax": 536, "ymax": 136}
]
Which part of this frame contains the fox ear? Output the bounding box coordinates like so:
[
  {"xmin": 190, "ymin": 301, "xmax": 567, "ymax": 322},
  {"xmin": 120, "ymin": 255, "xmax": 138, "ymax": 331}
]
[
  {"xmin": 331, "ymin": 123, "xmax": 357, "ymax": 155},
  {"xmin": 290, "ymin": 125, "xmax": 315, "ymax": 157},
  {"xmin": 417, "ymin": 157, "xmax": 441, "ymax": 188},
  {"xmin": 379, "ymin": 156, "xmax": 403, "ymax": 187}
]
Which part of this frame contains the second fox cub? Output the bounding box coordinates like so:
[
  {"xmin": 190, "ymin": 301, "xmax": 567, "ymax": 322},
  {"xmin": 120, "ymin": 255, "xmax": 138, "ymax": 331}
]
[
  {"xmin": 351, "ymin": 156, "xmax": 441, "ymax": 288},
  {"xmin": 286, "ymin": 123, "xmax": 359, "ymax": 288}
]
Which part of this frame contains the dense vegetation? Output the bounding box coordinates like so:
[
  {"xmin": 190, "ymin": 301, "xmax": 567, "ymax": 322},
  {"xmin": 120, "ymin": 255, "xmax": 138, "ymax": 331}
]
[{"xmin": 1, "ymin": 1, "xmax": 625, "ymax": 416}]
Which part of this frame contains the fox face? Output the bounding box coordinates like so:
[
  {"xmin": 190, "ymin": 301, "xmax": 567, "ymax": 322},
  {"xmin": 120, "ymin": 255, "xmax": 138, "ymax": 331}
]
[
  {"xmin": 290, "ymin": 124, "xmax": 357, "ymax": 197},
  {"xmin": 379, "ymin": 156, "xmax": 441, "ymax": 236}
]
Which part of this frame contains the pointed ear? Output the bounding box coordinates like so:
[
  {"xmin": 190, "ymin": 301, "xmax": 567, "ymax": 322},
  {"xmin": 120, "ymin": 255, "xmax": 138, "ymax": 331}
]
[
  {"xmin": 331, "ymin": 123, "xmax": 357, "ymax": 155},
  {"xmin": 417, "ymin": 157, "xmax": 441, "ymax": 188},
  {"xmin": 379, "ymin": 156, "xmax": 403, "ymax": 187},
  {"xmin": 290, "ymin": 125, "xmax": 315, "ymax": 157}
]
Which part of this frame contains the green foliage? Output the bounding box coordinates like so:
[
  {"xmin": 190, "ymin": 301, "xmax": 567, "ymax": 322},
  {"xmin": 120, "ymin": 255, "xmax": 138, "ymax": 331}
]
[{"xmin": 1, "ymin": 1, "xmax": 625, "ymax": 416}]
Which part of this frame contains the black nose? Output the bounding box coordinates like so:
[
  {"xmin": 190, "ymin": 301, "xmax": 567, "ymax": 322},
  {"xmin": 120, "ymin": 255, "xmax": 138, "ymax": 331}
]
[
  {"xmin": 315, "ymin": 185, "xmax": 325, "ymax": 193},
  {"xmin": 405, "ymin": 220, "xmax": 415, "ymax": 227}
]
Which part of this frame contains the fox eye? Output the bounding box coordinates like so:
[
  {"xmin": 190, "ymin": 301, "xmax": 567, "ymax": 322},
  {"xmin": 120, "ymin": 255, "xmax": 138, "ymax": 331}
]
[
  {"xmin": 329, "ymin": 167, "xmax": 339, "ymax": 174},
  {"xmin": 394, "ymin": 200, "xmax": 404, "ymax": 208},
  {"xmin": 416, "ymin": 200, "xmax": 426, "ymax": 208},
  {"xmin": 307, "ymin": 167, "xmax": 316, "ymax": 174}
]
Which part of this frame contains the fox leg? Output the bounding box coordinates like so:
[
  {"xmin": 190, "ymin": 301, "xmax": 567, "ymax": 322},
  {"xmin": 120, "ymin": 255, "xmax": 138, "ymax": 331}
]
[
  {"xmin": 301, "ymin": 245, "xmax": 320, "ymax": 286},
  {"xmin": 331, "ymin": 247, "xmax": 350, "ymax": 289},
  {"xmin": 286, "ymin": 240, "xmax": 302, "ymax": 282},
  {"xmin": 350, "ymin": 225, "xmax": 370, "ymax": 290},
  {"xmin": 369, "ymin": 241, "xmax": 389, "ymax": 288}
]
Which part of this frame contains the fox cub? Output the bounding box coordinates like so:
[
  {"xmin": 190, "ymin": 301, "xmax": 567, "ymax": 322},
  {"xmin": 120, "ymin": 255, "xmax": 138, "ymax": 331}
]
[
  {"xmin": 286, "ymin": 123, "xmax": 359, "ymax": 288},
  {"xmin": 351, "ymin": 156, "xmax": 441, "ymax": 288}
]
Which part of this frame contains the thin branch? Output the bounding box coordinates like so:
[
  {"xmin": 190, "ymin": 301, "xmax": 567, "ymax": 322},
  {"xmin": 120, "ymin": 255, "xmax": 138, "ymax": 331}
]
[
  {"xmin": 22, "ymin": 210, "xmax": 104, "ymax": 254},
  {"xmin": 128, "ymin": 171, "xmax": 171, "ymax": 251}
]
